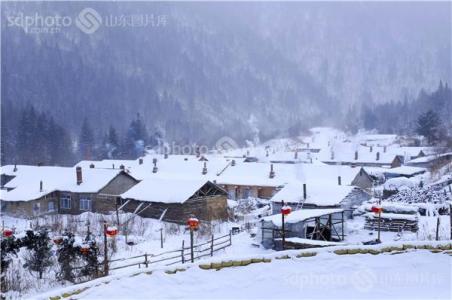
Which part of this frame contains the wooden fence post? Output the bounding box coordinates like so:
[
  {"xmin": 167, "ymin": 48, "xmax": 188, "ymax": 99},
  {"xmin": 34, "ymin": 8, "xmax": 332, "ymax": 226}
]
[
  {"xmin": 229, "ymin": 230, "xmax": 232, "ymax": 246},
  {"xmin": 436, "ymin": 217, "xmax": 440, "ymax": 241},
  {"xmin": 450, "ymin": 204, "xmax": 452, "ymax": 240},
  {"xmin": 144, "ymin": 253, "xmax": 149, "ymax": 268},
  {"xmin": 210, "ymin": 234, "xmax": 214, "ymax": 257},
  {"xmin": 181, "ymin": 240, "xmax": 185, "ymax": 264}
]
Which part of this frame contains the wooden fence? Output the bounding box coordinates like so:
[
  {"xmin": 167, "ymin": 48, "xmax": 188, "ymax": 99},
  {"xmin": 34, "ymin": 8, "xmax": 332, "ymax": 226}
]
[{"xmin": 109, "ymin": 231, "xmax": 232, "ymax": 271}]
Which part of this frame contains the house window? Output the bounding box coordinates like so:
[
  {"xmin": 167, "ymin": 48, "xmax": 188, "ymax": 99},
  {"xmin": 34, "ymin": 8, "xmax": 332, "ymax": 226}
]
[
  {"xmin": 80, "ymin": 197, "xmax": 92, "ymax": 211},
  {"xmin": 48, "ymin": 201, "xmax": 55, "ymax": 212},
  {"xmin": 60, "ymin": 194, "xmax": 71, "ymax": 209},
  {"xmin": 33, "ymin": 203, "xmax": 40, "ymax": 214},
  {"xmin": 243, "ymin": 187, "xmax": 250, "ymax": 199}
]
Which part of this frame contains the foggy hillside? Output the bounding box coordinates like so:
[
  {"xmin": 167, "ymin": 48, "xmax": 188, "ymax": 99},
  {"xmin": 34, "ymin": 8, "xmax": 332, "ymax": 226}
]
[{"xmin": 2, "ymin": 2, "xmax": 451, "ymax": 145}]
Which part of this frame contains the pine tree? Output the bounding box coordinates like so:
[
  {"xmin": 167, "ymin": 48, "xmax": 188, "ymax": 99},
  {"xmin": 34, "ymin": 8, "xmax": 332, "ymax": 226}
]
[
  {"xmin": 104, "ymin": 126, "xmax": 120, "ymax": 159},
  {"xmin": 416, "ymin": 110, "xmax": 441, "ymax": 145},
  {"xmin": 56, "ymin": 231, "xmax": 78, "ymax": 283},
  {"xmin": 22, "ymin": 229, "xmax": 53, "ymax": 279},
  {"xmin": 78, "ymin": 118, "xmax": 96, "ymax": 160},
  {"xmin": 1, "ymin": 236, "xmax": 20, "ymax": 292}
]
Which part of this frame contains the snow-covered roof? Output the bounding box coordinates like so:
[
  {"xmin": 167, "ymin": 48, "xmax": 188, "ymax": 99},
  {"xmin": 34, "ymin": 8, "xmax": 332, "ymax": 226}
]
[
  {"xmin": 120, "ymin": 178, "xmax": 213, "ymax": 203},
  {"xmin": 269, "ymin": 181, "xmax": 356, "ymax": 206},
  {"xmin": 262, "ymin": 208, "xmax": 343, "ymax": 226},
  {"xmin": 383, "ymin": 166, "xmax": 426, "ymax": 176},
  {"xmin": 0, "ymin": 165, "xmax": 130, "ymax": 202}
]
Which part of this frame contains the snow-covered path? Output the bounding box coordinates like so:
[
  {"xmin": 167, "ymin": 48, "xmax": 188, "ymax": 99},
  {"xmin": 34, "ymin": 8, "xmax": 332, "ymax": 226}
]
[{"xmin": 71, "ymin": 250, "xmax": 451, "ymax": 299}]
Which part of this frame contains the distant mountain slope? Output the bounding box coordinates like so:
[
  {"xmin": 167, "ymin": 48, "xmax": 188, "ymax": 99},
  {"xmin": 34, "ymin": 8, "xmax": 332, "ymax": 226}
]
[{"xmin": 2, "ymin": 2, "xmax": 451, "ymax": 144}]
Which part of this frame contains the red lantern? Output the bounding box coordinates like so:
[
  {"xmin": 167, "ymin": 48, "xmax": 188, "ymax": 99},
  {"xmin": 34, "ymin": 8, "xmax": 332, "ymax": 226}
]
[
  {"xmin": 106, "ymin": 226, "xmax": 118, "ymax": 237},
  {"xmin": 53, "ymin": 236, "xmax": 63, "ymax": 245},
  {"xmin": 80, "ymin": 244, "xmax": 90, "ymax": 255},
  {"xmin": 371, "ymin": 206, "xmax": 383, "ymax": 214},
  {"xmin": 187, "ymin": 217, "xmax": 199, "ymax": 230},
  {"xmin": 2, "ymin": 228, "xmax": 13, "ymax": 238},
  {"xmin": 281, "ymin": 205, "xmax": 292, "ymax": 216}
]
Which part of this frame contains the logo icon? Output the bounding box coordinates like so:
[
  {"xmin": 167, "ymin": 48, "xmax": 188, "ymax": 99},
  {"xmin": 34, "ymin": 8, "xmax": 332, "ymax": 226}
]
[
  {"xmin": 215, "ymin": 136, "xmax": 238, "ymax": 152},
  {"xmin": 75, "ymin": 8, "xmax": 102, "ymax": 34}
]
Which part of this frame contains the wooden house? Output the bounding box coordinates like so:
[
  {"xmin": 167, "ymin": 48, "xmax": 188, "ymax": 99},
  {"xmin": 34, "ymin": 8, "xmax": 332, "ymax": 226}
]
[
  {"xmin": 1, "ymin": 165, "xmax": 139, "ymax": 218},
  {"xmin": 120, "ymin": 178, "xmax": 228, "ymax": 223}
]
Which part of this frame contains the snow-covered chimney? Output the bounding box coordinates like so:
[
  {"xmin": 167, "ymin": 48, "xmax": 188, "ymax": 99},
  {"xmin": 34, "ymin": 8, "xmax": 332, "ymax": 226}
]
[
  {"xmin": 138, "ymin": 158, "xmax": 143, "ymax": 165},
  {"xmin": 112, "ymin": 164, "xmax": 115, "ymax": 169},
  {"xmin": 89, "ymin": 163, "xmax": 95, "ymax": 169},
  {"xmin": 120, "ymin": 164, "xmax": 125, "ymax": 170},
  {"xmin": 76, "ymin": 167, "xmax": 83, "ymax": 185},
  {"xmin": 152, "ymin": 158, "xmax": 158, "ymax": 173},
  {"xmin": 231, "ymin": 160, "xmax": 236, "ymax": 166},
  {"xmin": 376, "ymin": 152, "xmax": 380, "ymax": 161},
  {"xmin": 354, "ymin": 151, "xmax": 358, "ymax": 160},
  {"xmin": 202, "ymin": 162, "xmax": 207, "ymax": 175},
  {"xmin": 269, "ymin": 164, "xmax": 275, "ymax": 179},
  {"xmin": 13, "ymin": 164, "xmax": 17, "ymax": 172},
  {"xmin": 40, "ymin": 180, "xmax": 43, "ymax": 192}
]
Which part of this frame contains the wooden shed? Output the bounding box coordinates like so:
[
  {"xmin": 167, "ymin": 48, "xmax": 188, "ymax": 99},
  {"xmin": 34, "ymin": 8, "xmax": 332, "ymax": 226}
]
[{"xmin": 120, "ymin": 178, "xmax": 228, "ymax": 224}]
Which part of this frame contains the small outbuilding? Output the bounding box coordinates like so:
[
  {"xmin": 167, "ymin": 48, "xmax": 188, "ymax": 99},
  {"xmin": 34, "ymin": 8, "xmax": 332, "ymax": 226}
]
[{"xmin": 259, "ymin": 208, "xmax": 345, "ymax": 249}]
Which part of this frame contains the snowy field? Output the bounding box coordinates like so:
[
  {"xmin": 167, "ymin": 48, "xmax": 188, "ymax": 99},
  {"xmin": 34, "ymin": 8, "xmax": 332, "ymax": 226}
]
[{"xmin": 36, "ymin": 250, "xmax": 451, "ymax": 300}]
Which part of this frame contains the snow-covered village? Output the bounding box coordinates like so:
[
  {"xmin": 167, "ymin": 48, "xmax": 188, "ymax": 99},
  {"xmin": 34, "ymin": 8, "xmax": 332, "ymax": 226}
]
[{"xmin": 1, "ymin": 2, "xmax": 452, "ymax": 300}]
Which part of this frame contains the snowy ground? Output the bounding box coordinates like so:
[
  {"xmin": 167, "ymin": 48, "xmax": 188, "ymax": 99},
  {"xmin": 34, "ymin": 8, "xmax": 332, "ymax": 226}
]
[{"xmin": 41, "ymin": 250, "xmax": 451, "ymax": 300}]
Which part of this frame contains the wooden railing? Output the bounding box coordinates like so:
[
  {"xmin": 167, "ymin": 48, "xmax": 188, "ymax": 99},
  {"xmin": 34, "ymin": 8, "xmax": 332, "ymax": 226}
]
[{"xmin": 109, "ymin": 231, "xmax": 232, "ymax": 271}]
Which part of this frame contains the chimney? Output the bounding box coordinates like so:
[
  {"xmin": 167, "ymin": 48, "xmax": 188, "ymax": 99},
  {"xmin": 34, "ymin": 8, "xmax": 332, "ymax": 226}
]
[
  {"xmin": 376, "ymin": 152, "xmax": 380, "ymax": 161},
  {"xmin": 231, "ymin": 159, "xmax": 236, "ymax": 166},
  {"xmin": 370, "ymin": 146, "xmax": 373, "ymax": 152},
  {"xmin": 338, "ymin": 176, "xmax": 342, "ymax": 186},
  {"xmin": 120, "ymin": 164, "xmax": 125, "ymax": 170},
  {"xmin": 354, "ymin": 151, "xmax": 358, "ymax": 160},
  {"xmin": 303, "ymin": 184, "xmax": 307, "ymax": 200},
  {"xmin": 269, "ymin": 164, "xmax": 275, "ymax": 178},
  {"xmin": 112, "ymin": 164, "xmax": 115, "ymax": 169},
  {"xmin": 76, "ymin": 167, "xmax": 83, "ymax": 185},
  {"xmin": 383, "ymin": 146, "xmax": 387, "ymax": 153},
  {"xmin": 40, "ymin": 180, "xmax": 43, "ymax": 192},
  {"xmin": 138, "ymin": 158, "xmax": 143, "ymax": 165},
  {"xmin": 89, "ymin": 163, "xmax": 95, "ymax": 169},
  {"xmin": 152, "ymin": 158, "xmax": 158, "ymax": 173},
  {"xmin": 202, "ymin": 162, "xmax": 207, "ymax": 175},
  {"xmin": 13, "ymin": 164, "xmax": 17, "ymax": 172}
]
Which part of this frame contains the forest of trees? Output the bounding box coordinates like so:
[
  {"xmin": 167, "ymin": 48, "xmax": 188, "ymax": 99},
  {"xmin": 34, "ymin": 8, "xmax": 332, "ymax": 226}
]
[
  {"xmin": 343, "ymin": 81, "xmax": 452, "ymax": 146},
  {"xmin": 1, "ymin": 81, "xmax": 450, "ymax": 166},
  {"xmin": 0, "ymin": 103, "xmax": 164, "ymax": 166}
]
